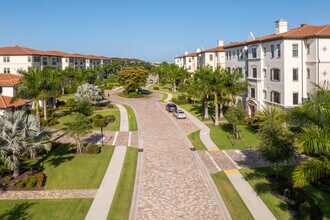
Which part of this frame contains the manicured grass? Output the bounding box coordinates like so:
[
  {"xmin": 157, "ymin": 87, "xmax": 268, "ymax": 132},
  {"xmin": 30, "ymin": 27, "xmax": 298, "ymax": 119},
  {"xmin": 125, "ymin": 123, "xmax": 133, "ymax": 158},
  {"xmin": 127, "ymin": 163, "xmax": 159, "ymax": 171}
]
[
  {"xmin": 0, "ymin": 199, "xmax": 92, "ymax": 220},
  {"xmin": 57, "ymin": 94, "xmax": 74, "ymax": 101},
  {"xmin": 49, "ymin": 108, "xmax": 120, "ymax": 131},
  {"xmin": 187, "ymin": 130, "xmax": 207, "ymax": 150},
  {"xmin": 180, "ymin": 102, "xmax": 216, "ymax": 123},
  {"xmin": 92, "ymin": 109, "xmax": 120, "ymax": 131},
  {"xmin": 212, "ymin": 172, "xmax": 253, "ymax": 220},
  {"xmin": 240, "ymin": 166, "xmax": 330, "ymax": 219},
  {"xmin": 40, "ymin": 144, "xmax": 115, "ymax": 190},
  {"xmin": 159, "ymin": 93, "xmax": 168, "ymax": 102},
  {"xmin": 107, "ymin": 147, "xmax": 138, "ymax": 220},
  {"xmin": 123, "ymin": 104, "xmax": 138, "ymax": 131},
  {"xmin": 209, "ymin": 124, "xmax": 259, "ymax": 150}
]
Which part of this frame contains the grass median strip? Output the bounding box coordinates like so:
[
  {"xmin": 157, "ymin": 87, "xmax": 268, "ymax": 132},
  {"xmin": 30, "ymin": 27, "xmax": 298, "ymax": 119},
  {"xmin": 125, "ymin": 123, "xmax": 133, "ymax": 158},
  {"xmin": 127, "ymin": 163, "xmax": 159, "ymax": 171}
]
[
  {"xmin": 211, "ymin": 171, "xmax": 253, "ymax": 220},
  {"xmin": 107, "ymin": 147, "xmax": 138, "ymax": 220},
  {"xmin": 187, "ymin": 130, "xmax": 207, "ymax": 150},
  {"xmin": 0, "ymin": 199, "xmax": 93, "ymax": 220},
  {"xmin": 123, "ymin": 104, "xmax": 138, "ymax": 131}
]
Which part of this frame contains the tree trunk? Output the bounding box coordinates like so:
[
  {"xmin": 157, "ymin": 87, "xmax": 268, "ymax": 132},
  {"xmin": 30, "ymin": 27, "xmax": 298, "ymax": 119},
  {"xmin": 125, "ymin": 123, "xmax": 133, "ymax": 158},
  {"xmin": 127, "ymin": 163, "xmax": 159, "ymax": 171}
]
[
  {"xmin": 172, "ymin": 81, "xmax": 177, "ymax": 92},
  {"xmin": 214, "ymin": 93, "xmax": 219, "ymax": 126},
  {"xmin": 77, "ymin": 137, "xmax": 81, "ymax": 153},
  {"xmin": 61, "ymin": 87, "xmax": 65, "ymax": 95},
  {"xmin": 36, "ymin": 101, "xmax": 41, "ymax": 131},
  {"xmin": 219, "ymin": 96, "xmax": 224, "ymax": 118},
  {"xmin": 43, "ymin": 99, "xmax": 47, "ymax": 120},
  {"xmin": 13, "ymin": 168, "xmax": 20, "ymax": 178},
  {"xmin": 53, "ymin": 97, "xmax": 57, "ymax": 109},
  {"xmin": 204, "ymin": 99, "xmax": 209, "ymax": 119}
]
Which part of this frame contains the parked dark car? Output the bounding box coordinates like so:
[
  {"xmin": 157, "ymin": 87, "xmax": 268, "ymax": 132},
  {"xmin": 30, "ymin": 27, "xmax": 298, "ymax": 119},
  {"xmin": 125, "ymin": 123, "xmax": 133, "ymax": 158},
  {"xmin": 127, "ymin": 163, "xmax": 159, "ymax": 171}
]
[{"xmin": 166, "ymin": 103, "xmax": 177, "ymax": 112}]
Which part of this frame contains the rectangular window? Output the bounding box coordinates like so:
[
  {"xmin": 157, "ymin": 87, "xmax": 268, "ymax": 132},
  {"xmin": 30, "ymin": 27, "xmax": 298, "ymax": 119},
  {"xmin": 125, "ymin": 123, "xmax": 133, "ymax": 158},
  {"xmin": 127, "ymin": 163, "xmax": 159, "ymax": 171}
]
[
  {"xmin": 271, "ymin": 45, "xmax": 275, "ymax": 58},
  {"xmin": 277, "ymin": 44, "xmax": 281, "ymax": 58},
  {"xmin": 251, "ymin": 87, "xmax": 256, "ymax": 98},
  {"xmin": 307, "ymin": 68, "xmax": 311, "ymax": 79},
  {"xmin": 210, "ymin": 54, "xmax": 213, "ymax": 61},
  {"xmin": 263, "ymin": 90, "xmax": 266, "ymax": 99},
  {"xmin": 3, "ymin": 56, "xmax": 10, "ymax": 62},
  {"xmin": 57, "ymin": 57, "xmax": 61, "ymax": 62},
  {"xmin": 225, "ymin": 51, "xmax": 228, "ymax": 60},
  {"xmin": 42, "ymin": 57, "xmax": 48, "ymax": 66},
  {"xmin": 69, "ymin": 58, "xmax": 73, "ymax": 62},
  {"xmin": 28, "ymin": 56, "xmax": 31, "ymax": 62},
  {"xmin": 229, "ymin": 51, "xmax": 231, "ymax": 60},
  {"xmin": 65, "ymin": 58, "xmax": 68, "ymax": 63},
  {"xmin": 293, "ymin": 68, "xmax": 299, "ymax": 81},
  {"xmin": 306, "ymin": 44, "xmax": 310, "ymax": 55},
  {"xmin": 237, "ymin": 50, "xmax": 239, "ymax": 59},
  {"xmin": 293, "ymin": 93, "xmax": 299, "ymax": 105},
  {"xmin": 271, "ymin": 69, "xmax": 280, "ymax": 81},
  {"xmin": 293, "ymin": 44, "xmax": 299, "ymax": 57},
  {"xmin": 252, "ymin": 68, "xmax": 257, "ymax": 78},
  {"xmin": 240, "ymin": 49, "xmax": 243, "ymax": 59},
  {"xmin": 263, "ymin": 47, "xmax": 266, "ymax": 56},
  {"xmin": 252, "ymin": 48, "xmax": 257, "ymax": 58},
  {"xmin": 52, "ymin": 57, "xmax": 56, "ymax": 65},
  {"xmin": 0, "ymin": 86, "xmax": 2, "ymax": 94},
  {"xmin": 272, "ymin": 91, "xmax": 280, "ymax": 104},
  {"xmin": 4, "ymin": 68, "xmax": 10, "ymax": 73},
  {"xmin": 189, "ymin": 58, "xmax": 191, "ymax": 63}
]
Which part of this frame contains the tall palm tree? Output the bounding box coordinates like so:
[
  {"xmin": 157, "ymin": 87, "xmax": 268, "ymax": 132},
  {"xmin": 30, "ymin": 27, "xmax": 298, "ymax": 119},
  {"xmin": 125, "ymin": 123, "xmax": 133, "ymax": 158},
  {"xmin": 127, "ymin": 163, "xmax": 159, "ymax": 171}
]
[
  {"xmin": 0, "ymin": 111, "xmax": 50, "ymax": 177},
  {"xmin": 289, "ymin": 84, "xmax": 330, "ymax": 187},
  {"xmin": 191, "ymin": 67, "xmax": 213, "ymax": 119}
]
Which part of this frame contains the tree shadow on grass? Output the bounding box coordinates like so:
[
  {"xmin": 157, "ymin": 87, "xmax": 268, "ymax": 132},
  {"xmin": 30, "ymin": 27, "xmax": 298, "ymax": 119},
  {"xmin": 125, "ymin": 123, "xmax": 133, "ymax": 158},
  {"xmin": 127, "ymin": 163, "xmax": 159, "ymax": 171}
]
[
  {"xmin": 83, "ymin": 133, "xmax": 103, "ymax": 145},
  {"xmin": 187, "ymin": 102, "xmax": 215, "ymax": 122},
  {"xmin": 0, "ymin": 202, "xmax": 34, "ymax": 220}
]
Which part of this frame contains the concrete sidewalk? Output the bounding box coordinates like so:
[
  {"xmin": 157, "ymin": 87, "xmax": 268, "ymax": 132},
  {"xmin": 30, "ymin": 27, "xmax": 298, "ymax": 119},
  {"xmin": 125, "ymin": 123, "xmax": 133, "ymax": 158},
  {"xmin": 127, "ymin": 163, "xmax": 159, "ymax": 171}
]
[
  {"xmin": 85, "ymin": 146, "xmax": 127, "ymax": 220},
  {"xmin": 116, "ymin": 104, "xmax": 129, "ymax": 132}
]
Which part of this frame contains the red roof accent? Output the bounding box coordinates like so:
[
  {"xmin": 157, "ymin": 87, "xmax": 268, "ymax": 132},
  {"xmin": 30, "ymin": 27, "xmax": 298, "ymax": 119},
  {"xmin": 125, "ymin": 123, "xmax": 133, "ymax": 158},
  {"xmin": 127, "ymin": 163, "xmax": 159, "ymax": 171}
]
[
  {"xmin": 0, "ymin": 95, "xmax": 30, "ymax": 109},
  {"xmin": 198, "ymin": 46, "xmax": 225, "ymax": 54},
  {"xmin": 175, "ymin": 52, "xmax": 198, "ymax": 58},
  {"xmin": 0, "ymin": 73, "xmax": 22, "ymax": 86},
  {"xmin": 224, "ymin": 24, "xmax": 330, "ymax": 48}
]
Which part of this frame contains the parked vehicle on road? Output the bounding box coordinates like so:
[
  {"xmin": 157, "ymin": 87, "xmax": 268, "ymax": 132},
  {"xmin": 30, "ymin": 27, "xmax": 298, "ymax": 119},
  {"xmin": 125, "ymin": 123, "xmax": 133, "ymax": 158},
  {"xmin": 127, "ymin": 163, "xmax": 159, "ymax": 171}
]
[
  {"xmin": 173, "ymin": 109, "xmax": 186, "ymax": 119},
  {"xmin": 166, "ymin": 103, "xmax": 177, "ymax": 112}
]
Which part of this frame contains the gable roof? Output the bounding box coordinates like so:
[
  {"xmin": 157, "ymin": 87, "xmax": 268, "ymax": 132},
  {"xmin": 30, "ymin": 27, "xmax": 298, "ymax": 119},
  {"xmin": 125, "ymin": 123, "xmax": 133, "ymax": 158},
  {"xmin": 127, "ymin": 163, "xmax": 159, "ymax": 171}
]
[
  {"xmin": 198, "ymin": 46, "xmax": 225, "ymax": 54},
  {"xmin": 0, "ymin": 73, "xmax": 21, "ymax": 86},
  {"xmin": 0, "ymin": 46, "xmax": 46, "ymax": 55},
  {"xmin": 224, "ymin": 24, "xmax": 330, "ymax": 49},
  {"xmin": 175, "ymin": 52, "xmax": 198, "ymax": 59},
  {"xmin": 0, "ymin": 95, "xmax": 30, "ymax": 109}
]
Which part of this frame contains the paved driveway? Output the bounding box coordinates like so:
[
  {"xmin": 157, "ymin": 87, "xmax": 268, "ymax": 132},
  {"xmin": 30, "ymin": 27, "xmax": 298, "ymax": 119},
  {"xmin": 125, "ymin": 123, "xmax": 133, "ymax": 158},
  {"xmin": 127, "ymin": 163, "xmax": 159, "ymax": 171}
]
[{"xmin": 110, "ymin": 91, "xmax": 226, "ymax": 220}]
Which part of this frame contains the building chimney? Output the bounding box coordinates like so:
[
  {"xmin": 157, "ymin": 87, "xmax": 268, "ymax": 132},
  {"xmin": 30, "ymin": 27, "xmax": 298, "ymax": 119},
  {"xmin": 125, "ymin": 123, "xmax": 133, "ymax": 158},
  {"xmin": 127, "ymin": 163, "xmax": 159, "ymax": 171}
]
[
  {"xmin": 196, "ymin": 48, "xmax": 201, "ymax": 53},
  {"xmin": 275, "ymin": 19, "xmax": 288, "ymax": 34},
  {"xmin": 185, "ymin": 51, "xmax": 188, "ymax": 55},
  {"xmin": 217, "ymin": 40, "xmax": 224, "ymax": 47}
]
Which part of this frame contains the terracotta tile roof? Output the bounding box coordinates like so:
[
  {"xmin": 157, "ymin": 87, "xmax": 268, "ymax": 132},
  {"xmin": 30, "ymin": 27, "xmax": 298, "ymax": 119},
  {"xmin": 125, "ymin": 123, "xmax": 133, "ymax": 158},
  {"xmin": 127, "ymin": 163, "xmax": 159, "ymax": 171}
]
[
  {"xmin": 175, "ymin": 52, "xmax": 197, "ymax": 58},
  {"xmin": 198, "ymin": 46, "xmax": 225, "ymax": 54},
  {"xmin": 0, "ymin": 95, "xmax": 30, "ymax": 109},
  {"xmin": 0, "ymin": 73, "xmax": 21, "ymax": 86},
  {"xmin": 0, "ymin": 46, "xmax": 46, "ymax": 55},
  {"xmin": 224, "ymin": 24, "xmax": 330, "ymax": 49},
  {"xmin": 45, "ymin": 50, "xmax": 73, "ymax": 58}
]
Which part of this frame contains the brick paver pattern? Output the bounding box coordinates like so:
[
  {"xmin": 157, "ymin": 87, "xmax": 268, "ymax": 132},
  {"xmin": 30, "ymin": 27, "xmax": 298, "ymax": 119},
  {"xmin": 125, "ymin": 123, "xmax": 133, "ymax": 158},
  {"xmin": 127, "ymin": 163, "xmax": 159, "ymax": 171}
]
[{"xmin": 111, "ymin": 92, "xmax": 224, "ymax": 220}]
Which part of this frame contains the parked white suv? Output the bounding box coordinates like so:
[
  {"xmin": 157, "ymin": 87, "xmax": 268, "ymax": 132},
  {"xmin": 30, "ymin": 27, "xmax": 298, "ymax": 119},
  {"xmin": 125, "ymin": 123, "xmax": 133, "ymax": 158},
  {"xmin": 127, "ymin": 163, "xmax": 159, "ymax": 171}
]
[{"xmin": 173, "ymin": 109, "xmax": 186, "ymax": 119}]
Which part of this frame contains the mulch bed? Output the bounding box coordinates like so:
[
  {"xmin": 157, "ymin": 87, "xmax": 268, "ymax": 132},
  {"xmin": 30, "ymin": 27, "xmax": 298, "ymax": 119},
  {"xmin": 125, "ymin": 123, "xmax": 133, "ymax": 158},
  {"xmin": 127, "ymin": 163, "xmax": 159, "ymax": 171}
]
[{"xmin": 0, "ymin": 170, "xmax": 44, "ymax": 191}]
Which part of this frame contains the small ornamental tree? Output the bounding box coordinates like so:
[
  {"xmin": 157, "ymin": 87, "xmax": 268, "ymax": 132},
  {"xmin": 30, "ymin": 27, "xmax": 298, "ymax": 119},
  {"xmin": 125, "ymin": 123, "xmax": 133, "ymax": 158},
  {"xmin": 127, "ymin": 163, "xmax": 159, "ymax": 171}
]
[
  {"xmin": 65, "ymin": 113, "xmax": 92, "ymax": 153},
  {"xmin": 224, "ymin": 105, "xmax": 247, "ymax": 139},
  {"xmin": 117, "ymin": 67, "xmax": 149, "ymax": 93},
  {"xmin": 74, "ymin": 83, "xmax": 103, "ymax": 103},
  {"xmin": 257, "ymin": 122, "xmax": 296, "ymax": 179}
]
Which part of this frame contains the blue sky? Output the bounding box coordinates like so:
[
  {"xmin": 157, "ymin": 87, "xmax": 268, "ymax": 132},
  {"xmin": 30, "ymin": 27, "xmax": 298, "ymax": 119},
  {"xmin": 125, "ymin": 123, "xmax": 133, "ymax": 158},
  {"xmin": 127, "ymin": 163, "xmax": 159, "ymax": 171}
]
[{"xmin": 1, "ymin": 0, "xmax": 330, "ymax": 62}]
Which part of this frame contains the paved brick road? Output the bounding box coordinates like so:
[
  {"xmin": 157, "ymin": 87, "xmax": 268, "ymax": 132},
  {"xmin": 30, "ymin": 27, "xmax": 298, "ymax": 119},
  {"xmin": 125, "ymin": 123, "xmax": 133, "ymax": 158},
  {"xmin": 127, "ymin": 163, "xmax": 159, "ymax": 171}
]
[{"xmin": 110, "ymin": 91, "xmax": 226, "ymax": 220}]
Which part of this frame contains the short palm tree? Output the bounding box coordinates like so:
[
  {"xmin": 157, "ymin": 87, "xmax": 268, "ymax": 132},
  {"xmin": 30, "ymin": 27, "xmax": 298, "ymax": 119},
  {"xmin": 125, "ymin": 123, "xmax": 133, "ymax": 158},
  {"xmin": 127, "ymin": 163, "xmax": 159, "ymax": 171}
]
[
  {"xmin": 0, "ymin": 111, "xmax": 50, "ymax": 177},
  {"xmin": 254, "ymin": 105, "xmax": 286, "ymax": 127},
  {"xmin": 289, "ymin": 85, "xmax": 330, "ymax": 187}
]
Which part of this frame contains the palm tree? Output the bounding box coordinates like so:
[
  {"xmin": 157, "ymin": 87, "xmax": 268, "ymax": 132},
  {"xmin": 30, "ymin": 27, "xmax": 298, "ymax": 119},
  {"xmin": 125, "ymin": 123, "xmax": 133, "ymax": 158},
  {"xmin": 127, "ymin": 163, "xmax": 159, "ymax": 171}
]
[
  {"xmin": 0, "ymin": 111, "xmax": 50, "ymax": 177},
  {"xmin": 289, "ymin": 84, "xmax": 330, "ymax": 187},
  {"xmin": 190, "ymin": 67, "xmax": 213, "ymax": 119},
  {"xmin": 254, "ymin": 105, "xmax": 286, "ymax": 127}
]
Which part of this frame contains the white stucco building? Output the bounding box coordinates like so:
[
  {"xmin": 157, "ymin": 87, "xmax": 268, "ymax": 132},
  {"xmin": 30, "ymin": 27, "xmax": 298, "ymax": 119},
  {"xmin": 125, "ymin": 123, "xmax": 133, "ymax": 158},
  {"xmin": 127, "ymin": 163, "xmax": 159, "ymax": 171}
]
[
  {"xmin": 175, "ymin": 49, "xmax": 200, "ymax": 73},
  {"xmin": 224, "ymin": 20, "xmax": 330, "ymax": 116},
  {"xmin": 197, "ymin": 40, "xmax": 226, "ymax": 70}
]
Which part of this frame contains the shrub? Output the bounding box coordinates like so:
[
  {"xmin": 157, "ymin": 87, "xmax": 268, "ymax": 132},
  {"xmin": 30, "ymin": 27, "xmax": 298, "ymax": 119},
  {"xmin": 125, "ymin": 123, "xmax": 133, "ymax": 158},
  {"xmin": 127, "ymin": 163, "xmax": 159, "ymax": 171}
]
[
  {"xmin": 15, "ymin": 181, "xmax": 25, "ymax": 188},
  {"xmin": 93, "ymin": 106, "xmax": 103, "ymax": 111},
  {"xmin": 178, "ymin": 94, "xmax": 187, "ymax": 100},
  {"xmin": 75, "ymin": 100, "xmax": 93, "ymax": 116},
  {"xmin": 93, "ymin": 118, "xmax": 106, "ymax": 127},
  {"xmin": 86, "ymin": 144, "xmax": 101, "ymax": 154},
  {"xmin": 153, "ymin": 86, "xmax": 159, "ymax": 90},
  {"xmin": 40, "ymin": 116, "xmax": 59, "ymax": 126},
  {"xmin": 171, "ymin": 98, "xmax": 189, "ymax": 105},
  {"xmin": 106, "ymin": 104, "xmax": 115, "ymax": 108},
  {"xmin": 56, "ymin": 100, "xmax": 66, "ymax": 108},
  {"xmin": 37, "ymin": 173, "xmax": 45, "ymax": 187},
  {"xmin": 105, "ymin": 115, "xmax": 115, "ymax": 124},
  {"xmin": 66, "ymin": 98, "xmax": 76, "ymax": 109},
  {"xmin": 26, "ymin": 176, "xmax": 38, "ymax": 188}
]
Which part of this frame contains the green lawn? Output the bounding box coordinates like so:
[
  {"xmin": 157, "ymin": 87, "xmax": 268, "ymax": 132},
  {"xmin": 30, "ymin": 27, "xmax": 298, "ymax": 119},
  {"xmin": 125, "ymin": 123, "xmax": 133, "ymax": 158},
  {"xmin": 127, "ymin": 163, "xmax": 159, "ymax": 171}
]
[
  {"xmin": 0, "ymin": 199, "xmax": 92, "ymax": 220},
  {"xmin": 57, "ymin": 94, "xmax": 74, "ymax": 101},
  {"xmin": 49, "ymin": 108, "xmax": 120, "ymax": 131},
  {"xmin": 240, "ymin": 166, "xmax": 330, "ymax": 219},
  {"xmin": 209, "ymin": 124, "xmax": 259, "ymax": 150},
  {"xmin": 107, "ymin": 147, "xmax": 138, "ymax": 220},
  {"xmin": 38, "ymin": 144, "xmax": 115, "ymax": 190},
  {"xmin": 212, "ymin": 172, "xmax": 253, "ymax": 220},
  {"xmin": 187, "ymin": 130, "xmax": 207, "ymax": 150},
  {"xmin": 180, "ymin": 102, "xmax": 216, "ymax": 123},
  {"xmin": 123, "ymin": 104, "xmax": 138, "ymax": 131},
  {"xmin": 159, "ymin": 93, "xmax": 168, "ymax": 102}
]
